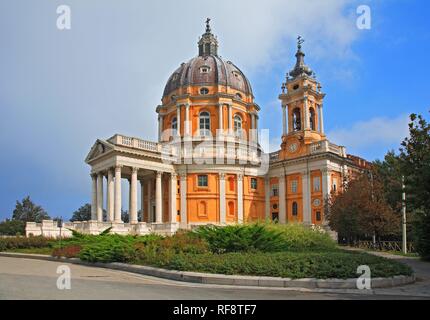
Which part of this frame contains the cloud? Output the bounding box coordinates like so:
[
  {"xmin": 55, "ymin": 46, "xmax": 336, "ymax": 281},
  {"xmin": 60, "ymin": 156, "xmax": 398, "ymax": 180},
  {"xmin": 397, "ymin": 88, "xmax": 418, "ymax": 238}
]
[
  {"xmin": 327, "ymin": 115, "xmax": 410, "ymax": 159},
  {"xmin": 0, "ymin": 0, "xmax": 363, "ymax": 219}
]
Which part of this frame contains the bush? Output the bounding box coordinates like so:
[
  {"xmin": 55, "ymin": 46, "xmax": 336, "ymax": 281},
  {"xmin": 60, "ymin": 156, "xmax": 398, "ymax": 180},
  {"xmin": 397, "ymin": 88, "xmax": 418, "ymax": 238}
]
[
  {"xmin": 0, "ymin": 220, "xmax": 26, "ymax": 236},
  {"xmin": 265, "ymin": 223, "xmax": 337, "ymax": 252},
  {"xmin": 194, "ymin": 224, "xmax": 285, "ymax": 253},
  {"xmin": 78, "ymin": 235, "xmax": 136, "ymax": 263},
  {"xmin": 0, "ymin": 236, "xmax": 54, "ymax": 252},
  {"xmin": 414, "ymin": 212, "xmax": 430, "ymax": 261},
  {"xmin": 139, "ymin": 251, "xmax": 413, "ymax": 279},
  {"xmin": 52, "ymin": 245, "xmax": 82, "ymax": 258},
  {"xmin": 194, "ymin": 223, "xmax": 337, "ymax": 253}
]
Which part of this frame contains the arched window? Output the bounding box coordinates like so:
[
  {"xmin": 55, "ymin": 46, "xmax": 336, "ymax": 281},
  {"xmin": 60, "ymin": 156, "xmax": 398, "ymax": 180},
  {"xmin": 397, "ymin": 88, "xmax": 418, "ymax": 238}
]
[
  {"xmin": 171, "ymin": 117, "xmax": 178, "ymax": 135},
  {"xmin": 310, "ymin": 108, "xmax": 316, "ymax": 131},
  {"xmin": 228, "ymin": 201, "xmax": 235, "ymax": 216},
  {"xmin": 234, "ymin": 114, "xmax": 242, "ymax": 137},
  {"xmin": 199, "ymin": 112, "xmax": 211, "ymax": 136},
  {"xmin": 200, "ymin": 87, "xmax": 209, "ymax": 95},
  {"xmin": 235, "ymin": 93, "xmax": 243, "ymax": 100},
  {"xmin": 292, "ymin": 202, "xmax": 298, "ymax": 216},
  {"xmin": 292, "ymin": 108, "xmax": 301, "ymax": 131}
]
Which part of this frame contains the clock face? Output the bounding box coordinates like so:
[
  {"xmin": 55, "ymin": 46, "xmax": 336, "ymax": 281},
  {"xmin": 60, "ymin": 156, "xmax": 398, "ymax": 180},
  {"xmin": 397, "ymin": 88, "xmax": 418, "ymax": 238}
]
[
  {"xmin": 313, "ymin": 199, "xmax": 321, "ymax": 207},
  {"xmin": 288, "ymin": 143, "xmax": 298, "ymax": 153}
]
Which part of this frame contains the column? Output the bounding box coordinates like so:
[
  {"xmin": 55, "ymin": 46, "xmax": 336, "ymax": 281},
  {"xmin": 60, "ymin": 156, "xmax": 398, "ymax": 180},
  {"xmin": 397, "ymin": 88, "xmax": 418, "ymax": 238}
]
[
  {"xmin": 96, "ymin": 173, "xmax": 104, "ymax": 222},
  {"xmin": 237, "ymin": 174, "xmax": 244, "ymax": 224},
  {"xmin": 176, "ymin": 104, "xmax": 181, "ymax": 137},
  {"xmin": 140, "ymin": 180, "xmax": 145, "ymax": 222},
  {"xmin": 158, "ymin": 115, "xmax": 164, "ymax": 142},
  {"xmin": 302, "ymin": 171, "xmax": 311, "ymax": 224},
  {"xmin": 219, "ymin": 173, "xmax": 226, "ymax": 225},
  {"xmin": 129, "ymin": 167, "xmax": 138, "ymax": 224},
  {"xmin": 228, "ymin": 104, "xmax": 232, "ymax": 134},
  {"xmin": 180, "ymin": 174, "xmax": 188, "ymax": 228},
  {"xmin": 155, "ymin": 172, "xmax": 163, "ymax": 223},
  {"xmin": 251, "ymin": 113, "xmax": 256, "ymax": 142},
  {"xmin": 114, "ymin": 165, "xmax": 122, "ymax": 223},
  {"xmin": 265, "ymin": 177, "xmax": 270, "ymax": 220},
  {"xmin": 107, "ymin": 169, "xmax": 114, "ymax": 222},
  {"xmin": 322, "ymin": 168, "xmax": 331, "ymax": 205},
  {"xmin": 169, "ymin": 173, "xmax": 177, "ymax": 223},
  {"xmin": 91, "ymin": 174, "xmax": 97, "ymax": 221},
  {"xmin": 303, "ymin": 97, "xmax": 309, "ymax": 130},
  {"xmin": 282, "ymin": 104, "xmax": 287, "ymax": 136},
  {"xmin": 279, "ymin": 175, "xmax": 287, "ymax": 224},
  {"xmin": 319, "ymin": 104, "xmax": 325, "ymax": 134},
  {"xmin": 218, "ymin": 103, "xmax": 223, "ymax": 135},
  {"xmin": 147, "ymin": 179, "xmax": 152, "ymax": 223},
  {"xmin": 185, "ymin": 103, "xmax": 190, "ymax": 137}
]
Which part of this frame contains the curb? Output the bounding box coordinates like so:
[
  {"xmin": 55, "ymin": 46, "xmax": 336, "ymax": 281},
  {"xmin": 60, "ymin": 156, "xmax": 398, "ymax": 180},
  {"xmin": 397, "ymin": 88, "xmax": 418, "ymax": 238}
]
[{"xmin": 0, "ymin": 252, "xmax": 416, "ymax": 290}]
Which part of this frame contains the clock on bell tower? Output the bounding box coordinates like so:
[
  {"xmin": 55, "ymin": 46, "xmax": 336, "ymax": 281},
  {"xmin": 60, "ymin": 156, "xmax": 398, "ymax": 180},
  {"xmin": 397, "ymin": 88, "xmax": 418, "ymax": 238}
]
[{"xmin": 278, "ymin": 36, "xmax": 327, "ymax": 160}]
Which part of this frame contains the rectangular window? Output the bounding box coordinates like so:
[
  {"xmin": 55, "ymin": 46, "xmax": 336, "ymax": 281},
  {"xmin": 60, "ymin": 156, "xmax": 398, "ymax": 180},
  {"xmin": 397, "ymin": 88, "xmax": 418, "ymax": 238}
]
[
  {"xmin": 316, "ymin": 211, "xmax": 322, "ymax": 221},
  {"xmin": 291, "ymin": 180, "xmax": 298, "ymax": 193},
  {"xmin": 271, "ymin": 184, "xmax": 279, "ymax": 197},
  {"xmin": 251, "ymin": 178, "xmax": 258, "ymax": 190},
  {"xmin": 313, "ymin": 177, "xmax": 321, "ymax": 192},
  {"xmin": 177, "ymin": 210, "xmax": 180, "ymax": 216},
  {"xmin": 198, "ymin": 175, "xmax": 208, "ymax": 187}
]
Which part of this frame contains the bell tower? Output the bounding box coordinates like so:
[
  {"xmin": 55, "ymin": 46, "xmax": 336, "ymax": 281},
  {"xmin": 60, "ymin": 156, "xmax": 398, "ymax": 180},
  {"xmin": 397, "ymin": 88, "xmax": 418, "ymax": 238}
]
[{"xmin": 278, "ymin": 37, "xmax": 326, "ymax": 160}]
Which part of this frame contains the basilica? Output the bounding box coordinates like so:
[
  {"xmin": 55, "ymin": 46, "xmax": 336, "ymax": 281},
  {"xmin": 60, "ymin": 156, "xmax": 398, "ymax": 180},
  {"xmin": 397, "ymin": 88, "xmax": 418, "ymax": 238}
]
[{"xmin": 26, "ymin": 20, "xmax": 370, "ymax": 237}]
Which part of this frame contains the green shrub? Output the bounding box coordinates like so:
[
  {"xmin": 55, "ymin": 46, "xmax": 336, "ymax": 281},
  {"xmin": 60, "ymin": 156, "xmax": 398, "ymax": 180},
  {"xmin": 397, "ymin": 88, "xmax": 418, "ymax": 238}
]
[
  {"xmin": 194, "ymin": 224, "xmax": 285, "ymax": 253},
  {"xmin": 414, "ymin": 212, "xmax": 430, "ymax": 261},
  {"xmin": 0, "ymin": 236, "xmax": 54, "ymax": 252},
  {"xmin": 265, "ymin": 223, "xmax": 337, "ymax": 252},
  {"xmin": 139, "ymin": 250, "xmax": 412, "ymax": 279},
  {"xmin": 0, "ymin": 220, "xmax": 26, "ymax": 236}
]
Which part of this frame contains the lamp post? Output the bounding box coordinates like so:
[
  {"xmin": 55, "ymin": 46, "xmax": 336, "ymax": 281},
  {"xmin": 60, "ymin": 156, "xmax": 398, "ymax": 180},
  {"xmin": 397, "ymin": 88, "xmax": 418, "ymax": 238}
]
[{"xmin": 402, "ymin": 176, "xmax": 407, "ymax": 254}]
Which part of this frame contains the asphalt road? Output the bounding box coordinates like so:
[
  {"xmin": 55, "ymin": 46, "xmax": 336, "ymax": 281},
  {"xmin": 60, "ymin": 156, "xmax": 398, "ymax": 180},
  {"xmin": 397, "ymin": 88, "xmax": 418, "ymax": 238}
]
[{"xmin": 1, "ymin": 256, "xmax": 429, "ymax": 300}]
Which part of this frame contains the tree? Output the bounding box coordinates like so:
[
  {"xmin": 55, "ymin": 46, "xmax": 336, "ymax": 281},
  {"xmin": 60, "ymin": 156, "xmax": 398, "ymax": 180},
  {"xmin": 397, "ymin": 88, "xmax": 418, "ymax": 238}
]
[
  {"xmin": 373, "ymin": 151, "xmax": 403, "ymax": 213},
  {"xmin": 121, "ymin": 210, "xmax": 129, "ymax": 223},
  {"xmin": 12, "ymin": 196, "xmax": 50, "ymax": 223},
  {"xmin": 326, "ymin": 173, "xmax": 400, "ymax": 244},
  {"xmin": 70, "ymin": 204, "xmax": 92, "ymax": 222},
  {"xmin": 0, "ymin": 219, "xmax": 26, "ymax": 236},
  {"xmin": 400, "ymin": 112, "xmax": 430, "ymax": 260}
]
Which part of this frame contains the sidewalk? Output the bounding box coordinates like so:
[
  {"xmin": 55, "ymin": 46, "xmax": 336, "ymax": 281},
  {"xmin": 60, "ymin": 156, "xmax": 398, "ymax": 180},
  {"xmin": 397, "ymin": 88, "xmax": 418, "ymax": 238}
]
[{"xmin": 345, "ymin": 247, "xmax": 430, "ymax": 297}]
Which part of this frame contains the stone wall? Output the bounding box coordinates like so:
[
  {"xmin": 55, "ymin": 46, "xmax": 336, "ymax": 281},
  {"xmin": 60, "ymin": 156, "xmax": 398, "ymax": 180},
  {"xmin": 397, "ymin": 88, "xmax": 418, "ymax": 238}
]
[{"xmin": 26, "ymin": 220, "xmax": 179, "ymax": 238}]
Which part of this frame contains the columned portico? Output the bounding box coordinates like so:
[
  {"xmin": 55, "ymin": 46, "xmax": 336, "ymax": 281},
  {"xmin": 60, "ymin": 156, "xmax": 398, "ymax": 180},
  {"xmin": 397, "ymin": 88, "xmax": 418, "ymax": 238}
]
[
  {"xmin": 147, "ymin": 179, "xmax": 153, "ymax": 223},
  {"xmin": 140, "ymin": 180, "xmax": 145, "ymax": 222}
]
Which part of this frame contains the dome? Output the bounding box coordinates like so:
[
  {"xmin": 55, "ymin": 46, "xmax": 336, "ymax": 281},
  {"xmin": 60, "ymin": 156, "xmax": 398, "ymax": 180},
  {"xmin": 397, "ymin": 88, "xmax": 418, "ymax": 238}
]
[
  {"xmin": 163, "ymin": 55, "xmax": 253, "ymax": 98},
  {"xmin": 162, "ymin": 19, "xmax": 253, "ymax": 98}
]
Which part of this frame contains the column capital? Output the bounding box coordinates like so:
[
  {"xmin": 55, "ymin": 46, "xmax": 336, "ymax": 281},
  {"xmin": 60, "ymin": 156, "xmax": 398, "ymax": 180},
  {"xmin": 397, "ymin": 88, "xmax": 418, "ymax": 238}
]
[
  {"xmin": 131, "ymin": 167, "xmax": 139, "ymax": 174},
  {"xmin": 156, "ymin": 171, "xmax": 163, "ymax": 179},
  {"xmin": 115, "ymin": 164, "xmax": 123, "ymax": 172},
  {"xmin": 278, "ymin": 174, "xmax": 286, "ymax": 182},
  {"xmin": 219, "ymin": 172, "xmax": 226, "ymax": 180},
  {"xmin": 180, "ymin": 173, "xmax": 187, "ymax": 181},
  {"xmin": 171, "ymin": 172, "xmax": 178, "ymax": 179},
  {"xmin": 237, "ymin": 174, "xmax": 244, "ymax": 182},
  {"xmin": 90, "ymin": 172, "xmax": 97, "ymax": 179}
]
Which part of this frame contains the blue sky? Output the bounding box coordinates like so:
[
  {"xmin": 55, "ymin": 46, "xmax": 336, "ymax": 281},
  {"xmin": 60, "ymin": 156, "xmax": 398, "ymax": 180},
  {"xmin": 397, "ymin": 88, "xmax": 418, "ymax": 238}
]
[{"xmin": 0, "ymin": 0, "xmax": 429, "ymax": 221}]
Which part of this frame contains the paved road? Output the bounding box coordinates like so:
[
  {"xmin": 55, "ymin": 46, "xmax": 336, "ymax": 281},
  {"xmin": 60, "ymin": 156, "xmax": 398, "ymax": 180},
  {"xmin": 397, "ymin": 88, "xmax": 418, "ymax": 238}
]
[{"xmin": 0, "ymin": 257, "xmax": 429, "ymax": 300}]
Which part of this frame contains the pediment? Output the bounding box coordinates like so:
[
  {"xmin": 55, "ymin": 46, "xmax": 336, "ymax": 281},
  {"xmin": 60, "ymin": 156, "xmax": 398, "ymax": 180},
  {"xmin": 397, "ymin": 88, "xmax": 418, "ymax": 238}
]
[{"xmin": 85, "ymin": 140, "xmax": 114, "ymax": 163}]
